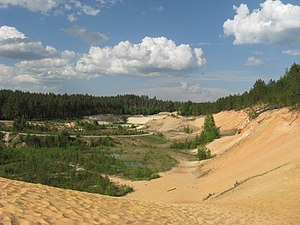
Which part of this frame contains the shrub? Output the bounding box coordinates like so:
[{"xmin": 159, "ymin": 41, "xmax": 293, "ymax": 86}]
[
  {"xmin": 197, "ymin": 145, "xmax": 212, "ymax": 160},
  {"xmin": 0, "ymin": 131, "xmax": 4, "ymax": 140}
]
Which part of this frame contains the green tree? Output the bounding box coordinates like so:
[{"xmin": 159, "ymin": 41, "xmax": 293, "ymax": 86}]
[
  {"xmin": 12, "ymin": 116, "xmax": 28, "ymax": 131},
  {"xmin": 199, "ymin": 114, "xmax": 220, "ymax": 144},
  {"xmin": 197, "ymin": 145, "xmax": 212, "ymax": 160}
]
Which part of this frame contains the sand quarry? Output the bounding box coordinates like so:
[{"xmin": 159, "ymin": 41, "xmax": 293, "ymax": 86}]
[{"xmin": 1, "ymin": 108, "xmax": 300, "ymax": 224}]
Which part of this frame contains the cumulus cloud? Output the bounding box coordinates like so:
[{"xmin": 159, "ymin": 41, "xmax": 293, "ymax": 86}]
[
  {"xmin": 1, "ymin": 36, "xmax": 206, "ymax": 92},
  {"xmin": 282, "ymin": 49, "xmax": 300, "ymax": 56},
  {"xmin": 245, "ymin": 56, "xmax": 264, "ymax": 66},
  {"xmin": 0, "ymin": 26, "xmax": 57, "ymax": 60},
  {"xmin": 76, "ymin": 37, "xmax": 206, "ymax": 77},
  {"xmin": 15, "ymin": 57, "xmax": 76, "ymax": 80},
  {"xmin": 223, "ymin": 0, "xmax": 300, "ymax": 45},
  {"xmin": 62, "ymin": 26, "xmax": 108, "ymax": 44}
]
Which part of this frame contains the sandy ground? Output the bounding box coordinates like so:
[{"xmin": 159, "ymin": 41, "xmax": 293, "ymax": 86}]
[
  {"xmin": 0, "ymin": 177, "xmax": 288, "ymax": 225},
  {"xmin": 1, "ymin": 108, "xmax": 300, "ymax": 224}
]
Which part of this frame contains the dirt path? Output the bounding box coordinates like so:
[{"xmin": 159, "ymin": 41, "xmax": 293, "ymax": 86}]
[{"xmin": 110, "ymin": 157, "xmax": 206, "ymax": 203}]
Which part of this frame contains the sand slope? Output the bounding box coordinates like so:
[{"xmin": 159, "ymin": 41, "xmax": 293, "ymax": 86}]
[
  {"xmin": 0, "ymin": 177, "xmax": 288, "ymax": 225},
  {"xmin": 1, "ymin": 108, "xmax": 300, "ymax": 224}
]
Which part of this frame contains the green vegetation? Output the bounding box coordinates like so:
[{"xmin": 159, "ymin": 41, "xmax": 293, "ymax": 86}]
[
  {"xmin": 199, "ymin": 114, "xmax": 220, "ymax": 144},
  {"xmin": 1, "ymin": 117, "xmax": 147, "ymax": 137},
  {"xmin": 0, "ymin": 92, "xmax": 177, "ymax": 120},
  {"xmin": 171, "ymin": 114, "xmax": 219, "ymax": 161},
  {"xmin": 0, "ymin": 130, "xmax": 178, "ymax": 196},
  {"xmin": 182, "ymin": 125, "xmax": 193, "ymax": 134},
  {"xmin": 0, "ymin": 145, "xmax": 132, "ymax": 196},
  {"xmin": 0, "ymin": 131, "xmax": 4, "ymax": 140},
  {"xmin": 179, "ymin": 63, "xmax": 300, "ymax": 116},
  {"xmin": 197, "ymin": 145, "xmax": 212, "ymax": 160}
]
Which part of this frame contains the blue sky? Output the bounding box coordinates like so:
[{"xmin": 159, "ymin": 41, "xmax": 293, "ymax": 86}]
[{"xmin": 0, "ymin": 0, "xmax": 300, "ymax": 102}]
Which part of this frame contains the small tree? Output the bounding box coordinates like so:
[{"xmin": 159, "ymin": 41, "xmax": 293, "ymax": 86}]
[
  {"xmin": 12, "ymin": 116, "xmax": 28, "ymax": 131},
  {"xmin": 199, "ymin": 114, "xmax": 220, "ymax": 144},
  {"xmin": 197, "ymin": 145, "xmax": 212, "ymax": 160},
  {"xmin": 55, "ymin": 130, "xmax": 71, "ymax": 148}
]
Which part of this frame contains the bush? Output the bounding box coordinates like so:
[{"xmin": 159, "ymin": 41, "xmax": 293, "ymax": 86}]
[
  {"xmin": 197, "ymin": 145, "xmax": 212, "ymax": 160},
  {"xmin": 0, "ymin": 131, "xmax": 4, "ymax": 140},
  {"xmin": 12, "ymin": 117, "xmax": 28, "ymax": 131}
]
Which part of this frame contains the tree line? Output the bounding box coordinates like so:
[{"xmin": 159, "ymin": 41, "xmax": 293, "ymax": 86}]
[
  {"xmin": 0, "ymin": 92, "xmax": 178, "ymax": 120},
  {"xmin": 179, "ymin": 63, "xmax": 300, "ymax": 116},
  {"xmin": 0, "ymin": 63, "xmax": 299, "ymax": 119}
]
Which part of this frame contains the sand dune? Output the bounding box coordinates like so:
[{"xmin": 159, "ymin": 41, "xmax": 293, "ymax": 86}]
[
  {"xmin": 1, "ymin": 108, "xmax": 300, "ymax": 224},
  {"xmin": 0, "ymin": 177, "xmax": 288, "ymax": 225}
]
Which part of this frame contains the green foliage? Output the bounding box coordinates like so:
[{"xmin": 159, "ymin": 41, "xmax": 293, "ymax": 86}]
[
  {"xmin": 0, "ymin": 145, "xmax": 133, "ymax": 196},
  {"xmin": 197, "ymin": 145, "xmax": 212, "ymax": 160},
  {"xmin": 0, "ymin": 131, "xmax": 4, "ymax": 140},
  {"xmin": 178, "ymin": 63, "xmax": 300, "ymax": 116},
  {"xmin": 183, "ymin": 125, "xmax": 193, "ymax": 134},
  {"xmin": 170, "ymin": 139, "xmax": 196, "ymax": 149},
  {"xmin": 0, "ymin": 134, "xmax": 176, "ymax": 195},
  {"xmin": 23, "ymin": 131, "xmax": 81, "ymax": 149},
  {"xmin": 198, "ymin": 114, "xmax": 220, "ymax": 145},
  {"xmin": 170, "ymin": 114, "xmax": 220, "ymax": 150},
  {"xmin": 89, "ymin": 137, "xmax": 115, "ymax": 147},
  {"xmin": 12, "ymin": 116, "xmax": 28, "ymax": 131},
  {"xmin": 0, "ymin": 91, "xmax": 177, "ymax": 120}
]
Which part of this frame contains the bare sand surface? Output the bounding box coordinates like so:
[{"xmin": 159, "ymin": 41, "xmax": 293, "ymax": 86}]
[
  {"xmin": 1, "ymin": 108, "xmax": 300, "ymax": 224},
  {"xmin": 0, "ymin": 177, "xmax": 288, "ymax": 225}
]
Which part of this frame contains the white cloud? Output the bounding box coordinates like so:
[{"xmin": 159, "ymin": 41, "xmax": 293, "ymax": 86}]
[
  {"xmin": 0, "ymin": 0, "xmax": 57, "ymax": 13},
  {"xmin": 0, "ymin": 26, "xmax": 57, "ymax": 60},
  {"xmin": 15, "ymin": 57, "xmax": 76, "ymax": 80},
  {"xmin": 13, "ymin": 74, "xmax": 39, "ymax": 83},
  {"xmin": 282, "ymin": 49, "xmax": 300, "ymax": 56},
  {"xmin": 1, "ymin": 36, "xmax": 206, "ymax": 93},
  {"xmin": 223, "ymin": 0, "xmax": 300, "ymax": 45},
  {"xmin": 0, "ymin": 25, "xmax": 25, "ymax": 41},
  {"xmin": 81, "ymin": 4, "xmax": 100, "ymax": 16},
  {"xmin": 67, "ymin": 14, "xmax": 78, "ymax": 23},
  {"xmin": 180, "ymin": 82, "xmax": 202, "ymax": 94},
  {"xmin": 133, "ymin": 82, "xmax": 230, "ymax": 102},
  {"xmin": 95, "ymin": 0, "xmax": 122, "ymax": 4},
  {"xmin": 63, "ymin": 26, "xmax": 108, "ymax": 44},
  {"xmin": 61, "ymin": 50, "xmax": 76, "ymax": 60},
  {"xmin": 245, "ymin": 56, "xmax": 264, "ymax": 66},
  {"xmin": 0, "ymin": 0, "xmax": 122, "ymax": 21},
  {"xmin": 76, "ymin": 37, "xmax": 206, "ymax": 77},
  {"xmin": 0, "ymin": 64, "xmax": 13, "ymax": 83}
]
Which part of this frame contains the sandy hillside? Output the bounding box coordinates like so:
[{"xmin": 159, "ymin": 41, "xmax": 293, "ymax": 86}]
[
  {"xmin": 1, "ymin": 108, "xmax": 300, "ymax": 224},
  {"xmin": 128, "ymin": 112, "xmax": 203, "ymax": 140}
]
